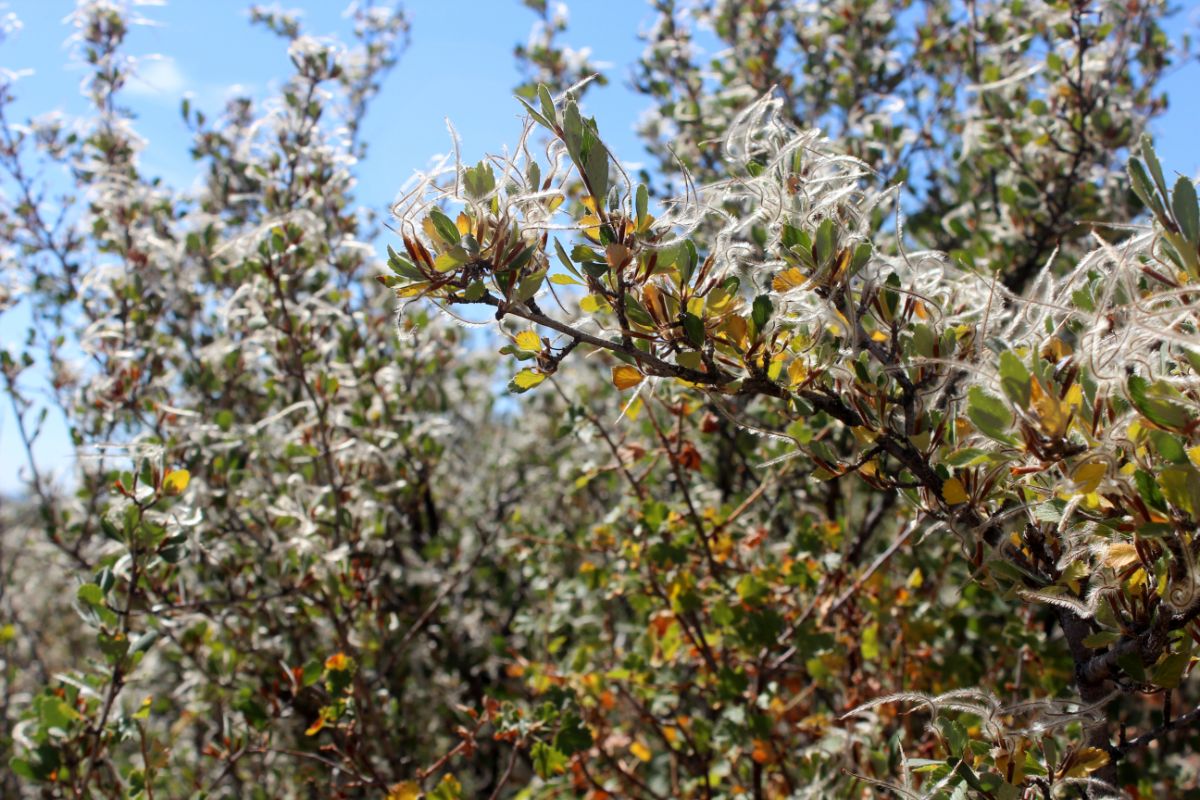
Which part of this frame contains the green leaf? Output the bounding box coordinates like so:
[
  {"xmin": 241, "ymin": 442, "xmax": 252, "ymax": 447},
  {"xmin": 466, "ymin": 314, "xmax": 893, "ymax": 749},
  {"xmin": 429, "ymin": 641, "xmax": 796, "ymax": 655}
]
[
  {"xmin": 463, "ymin": 160, "xmax": 496, "ymax": 199},
  {"xmin": 8, "ymin": 757, "xmax": 37, "ymax": 781},
  {"xmin": 1160, "ymin": 466, "xmax": 1200, "ymax": 519},
  {"xmin": 681, "ymin": 311, "xmax": 705, "ymax": 348},
  {"xmin": 967, "ymin": 386, "xmax": 1014, "ymax": 442},
  {"xmin": 861, "ymin": 622, "xmax": 880, "ymax": 661},
  {"xmin": 387, "ymin": 245, "xmax": 424, "ymax": 280},
  {"xmin": 849, "ymin": 242, "xmax": 872, "ymax": 276},
  {"xmin": 635, "ymin": 184, "xmax": 648, "ymax": 227},
  {"xmin": 998, "ymin": 351, "xmax": 1031, "ymax": 409},
  {"xmin": 1129, "ymin": 158, "xmax": 1166, "ymax": 220},
  {"xmin": 1151, "ymin": 650, "xmax": 1191, "ymax": 689},
  {"xmin": 77, "ymin": 583, "xmax": 104, "ymax": 607},
  {"xmin": 554, "ymin": 711, "xmax": 593, "ymax": 755},
  {"xmin": 516, "ymin": 97, "xmax": 554, "ymax": 131},
  {"xmin": 515, "ymin": 269, "xmax": 547, "ymax": 303},
  {"xmin": 1128, "ymin": 375, "xmax": 1192, "ymax": 430},
  {"xmin": 1082, "ymin": 631, "xmax": 1120, "ymax": 648},
  {"xmin": 1173, "ymin": 176, "xmax": 1199, "ymax": 244},
  {"xmin": 537, "ymin": 83, "xmax": 557, "ymax": 127},
  {"xmin": 1149, "ymin": 429, "xmax": 1187, "ymax": 464},
  {"xmin": 531, "ymin": 741, "xmax": 569, "ymax": 778},
  {"xmin": 585, "ymin": 143, "xmax": 609, "ymax": 205},
  {"xmin": 508, "ymin": 369, "xmax": 546, "ymax": 394},
  {"xmin": 428, "ymin": 208, "xmax": 461, "ymax": 247},
  {"xmin": 1142, "ymin": 135, "xmax": 1169, "ymax": 201},
  {"xmin": 752, "ymin": 295, "xmax": 773, "ymax": 332}
]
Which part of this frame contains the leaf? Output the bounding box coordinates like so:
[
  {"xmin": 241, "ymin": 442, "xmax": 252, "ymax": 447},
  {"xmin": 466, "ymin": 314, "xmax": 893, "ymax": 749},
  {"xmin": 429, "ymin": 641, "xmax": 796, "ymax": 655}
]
[
  {"xmin": 998, "ymin": 351, "xmax": 1031, "ymax": 409},
  {"xmin": 1030, "ymin": 379, "xmax": 1070, "ymax": 438},
  {"xmin": 549, "ymin": 273, "xmax": 582, "ymax": 286},
  {"xmin": 1060, "ymin": 747, "xmax": 1109, "ymax": 779},
  {"xmin": 752, "ymin": 295, "xmax": 773, "ymax": 331},
  {"xmin": 772, "ymin": 267, "xmax": 807, "ymax": 293},
  {"xmin": 434, "ymin": 250, "xmax": 467, "ymax": 273},
  {"xmin": 163, "ymin": 469, "xmax": 190, "ymax": 496},
  {"xmin": 510, "ymin": 369, "xmax": 546, "ymax": 392},
  {"xmin": 1152, "ymin": 651, "xmax": 1191, "ymax": 689},
  {"xmin": 514, "ymin": 331, "xmax": 541, "ymax": 353},
  {"xmin": 1082, "ymin": 631, "xmax": 1120, "ymax": 648},
  {"xmin": 387, "ymin": 781, "xmax": 423, "ymax": 800},
  {"xmin": 1129, "ymin": 157, "xmax": 1166, "ymax": 219},
  {"xmin": 77, "ymin": 583, "xmax": 104, "ymax": 607},
  {"xmin": 1072, "ymin": 461, "xmax": 1106, "ymax": 495},
  {"xmin": 967, "ymin": 387, "xmax": 1013, "ymax": 442},
  {"xmin": 1128, "ymin": 375, "xmax": 1192, "ymax": 430},
  {"xmin": 1173, "ymin": 176, "xmax": 1199, "ymax": 244},
  {"xmin": 1142, "ymin": 135, "xmax": 1169, "ymax": 201},
  {"xmin": 861, "ymin": 622, "xmax": 880, "ymax": 660},
  {"xmin": 681, "ymin": 312, "xmax": 705, "ymax": 348},
  {"xmin": 515, "ymin": 268, "xmax": 546, "ymax": 303},
  {"xmin": 1159, "ymin": 466, "xmax": 1200, "ymax": 519},
  {"xmin": 942, "ymin": 477, "xmax": 969, "ymax": 505},
  {"xmin": 630, "ymin": 741, "xmax": 652, "ymax": 762},
  {"xmin": 1103, "ymin": 542, "xmax": 1140, "ymax": 570},
  {"xmin": 531, "ymin": 742, "xmax": 569, "ymax": 778},
  {"xmin": 612, "ymin": 365, "xmax": 644, "ymax": 390},
  {"xmin": 635, "ymin": 183, "xmax": 648, "ymax": 227},
  {"xmin": 427, "ymin": 774, "xmax": 463, "ymax": 800},
  {"xmin": 462, "ymin": 161, "xmax": 495, "ymax": 199},
  {"xmin": 428, "ymin": 208, "xmax": 461, "ymax": 247},
  {"xmin": 580, "ymin": 295, "xmax": 610, "ymax": 314},
  {"xmin": 1150, "ymin": 429, "xmax": 1187, "ymax": 464},
  {"xmin": 537, "ymin": 84, "xmax": 557, "ymax": 126}
]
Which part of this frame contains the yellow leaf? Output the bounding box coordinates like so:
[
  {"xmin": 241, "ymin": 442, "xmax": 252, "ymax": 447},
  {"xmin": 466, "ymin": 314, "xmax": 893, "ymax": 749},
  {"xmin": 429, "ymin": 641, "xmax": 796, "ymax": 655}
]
[
  {"xmin": 163, "ymin": 469, "xmax": 190, "ymax": 496},
  {"xmin": 1104, "ymin": 542, "xmax": 1141, "ymax": 570},
  {"xmin": 325, "ymin": 652, "xmax": 350, "ymax": 671},
  {"xmin": 869, "ymin": 329, "xmax": 889, "ymax": 342},
  {"xmin": 942, "ymin": 477, "xmax": 969, "ymax": 505},
  {"xmin": 1031, "ymin": 379, "xmax": 1070, "ymax": 438},
  {"xmin": 772, "ymin": 267, "xmax": 807, "ymax": 293},
  {"xmin": 514, "ymin": 330, "xmax": 541, "ymax": 352},
  {"xmin": 606, "ymin": 243, "xmax": 631, "ymax": 269},
  {"xmin": 580, "ymin": 213, "xmax": 603, "ymax": 243},
  {"xmin": 581, "ymin": 295, "xmax": 610, "ymax": 314},
  {"xmin": 720, "ymin": 315, "xmax": 749, "ymax": 350},
  {"xmin": 642, "ymin": 283, "xmax": 665, "ymax": 320},
  {"xmin": 1187, "ymin": 445, "xmax": 1200, "ymax": 466},
  {"xmin": 305, "ymin": 716, "xmax": 326, "ymax": 737},
  {"xmin": 787, "ymin": 359, "xmax": 808, "ymax": 388},
  {"xmin": 1042, "ymin": 336, "xmax": 1074, "ymax": 362},
  {"xmin": 396, "ymin": 282, "xmax": 431, "ymax": 298},
  {"xmin": 387, "ymin": 781, "xmax": 423, "ymax": 800},
  {"xmin": 455, "ymin": 212, "xmax": 471, "ymax": 235},
  {"xmin": 549, "ymin": 273, "xmax": 582, "ymax": 286},
  {"xmin": 706, "ymin": 284, "xmax": 735, "ymax": 314},
  {"xmin": 906, "ymin": 567, "xmax": 924, "ymax": 589},
  {"xmin": 1072, "ymin": 461, "xmax": 1106, "ymax": 494},
  {"xmin": 1060, "ymin": 746, "xmax": 1109, "ymax": 779},
  {"xmin": 767, "ymin": 352, "xmax": 786, "ymax": 381},
  {"xmin": 630, "ymin": 741, "xmax": 652, "ymax": 762},
  {"xmin": 513, "ymin": 369, "xmax": 546, "ymax": 389},
  {"xmin": 612, "ymin": 365, "xmax": 645, "ymax": 391}
]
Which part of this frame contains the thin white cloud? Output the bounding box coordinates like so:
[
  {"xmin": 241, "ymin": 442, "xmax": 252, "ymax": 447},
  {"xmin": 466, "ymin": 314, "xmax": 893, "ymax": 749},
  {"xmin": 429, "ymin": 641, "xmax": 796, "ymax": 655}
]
[{"xmin": 127, "ymin": 54, "xmax": 186, "ymax": 98}]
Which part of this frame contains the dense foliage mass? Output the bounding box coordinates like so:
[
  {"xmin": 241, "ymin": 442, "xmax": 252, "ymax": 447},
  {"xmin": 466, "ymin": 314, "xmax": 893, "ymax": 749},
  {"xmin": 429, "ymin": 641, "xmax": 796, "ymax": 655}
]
[{"xmin": 1, "ymin": 1, "xmax": 1198, "ymax": 799}]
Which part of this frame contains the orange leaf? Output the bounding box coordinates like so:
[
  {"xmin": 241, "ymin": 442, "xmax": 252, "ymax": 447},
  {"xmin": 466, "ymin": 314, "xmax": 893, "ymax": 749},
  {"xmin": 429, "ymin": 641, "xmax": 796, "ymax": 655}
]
[{"xmin": 612, "ymin": 365, "xmax": 645, "ymax": 391}]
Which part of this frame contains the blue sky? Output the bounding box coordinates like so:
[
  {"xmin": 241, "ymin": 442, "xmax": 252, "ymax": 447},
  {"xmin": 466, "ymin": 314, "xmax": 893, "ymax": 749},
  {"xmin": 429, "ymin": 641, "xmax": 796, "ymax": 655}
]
[{"xmin": 0, "ymin": 0, "xmax": 1197, "ymax": 493}]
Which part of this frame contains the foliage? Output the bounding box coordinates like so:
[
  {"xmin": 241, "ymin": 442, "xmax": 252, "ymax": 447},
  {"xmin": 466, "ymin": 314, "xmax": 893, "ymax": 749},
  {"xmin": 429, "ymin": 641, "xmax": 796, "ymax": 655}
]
[{"xmin": 1, "ymin": 1, "xmax": 1198, "ymax": 799}]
